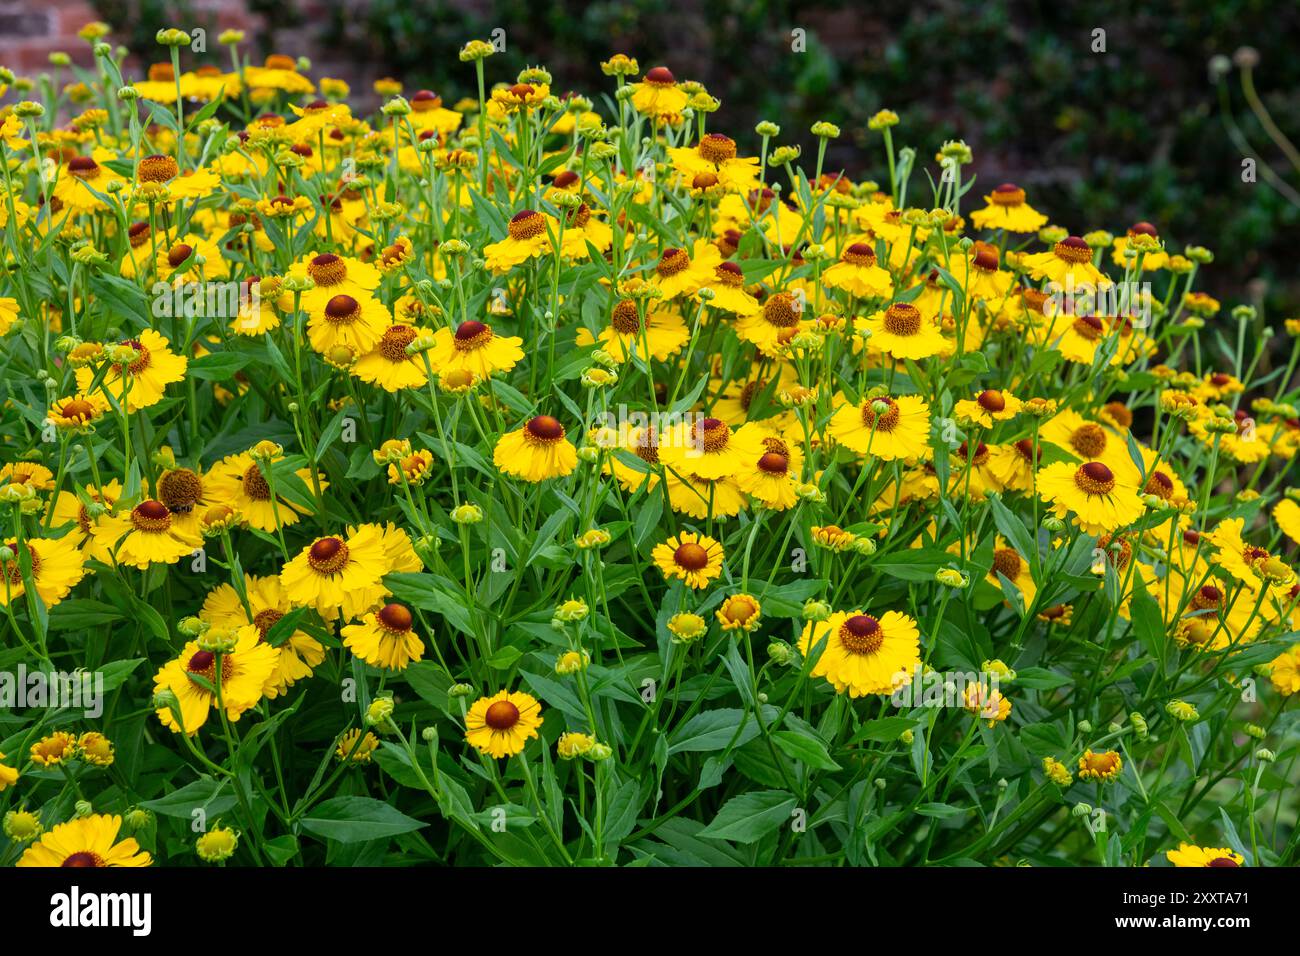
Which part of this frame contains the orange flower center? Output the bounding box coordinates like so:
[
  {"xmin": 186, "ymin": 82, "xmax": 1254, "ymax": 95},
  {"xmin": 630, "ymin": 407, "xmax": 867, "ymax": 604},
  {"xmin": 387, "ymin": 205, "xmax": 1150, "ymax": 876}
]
[{"xmin": 882, "ymin": 302, "xmax": 922, "ymax": 336}]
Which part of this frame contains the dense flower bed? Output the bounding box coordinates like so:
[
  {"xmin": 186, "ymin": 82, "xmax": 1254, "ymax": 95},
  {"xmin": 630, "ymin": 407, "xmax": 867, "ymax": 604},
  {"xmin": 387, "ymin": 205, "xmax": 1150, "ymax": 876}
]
[{"xmin": 0, "ymin": 25, "xmax": 1295, "ymax": 867}]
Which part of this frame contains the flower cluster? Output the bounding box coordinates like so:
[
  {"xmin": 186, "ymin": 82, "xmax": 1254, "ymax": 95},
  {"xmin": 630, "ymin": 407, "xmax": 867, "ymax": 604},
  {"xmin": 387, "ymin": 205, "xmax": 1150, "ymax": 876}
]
[{"xmin": 0, "ymin": 25, "xmax": 1294, "ymax": 868}]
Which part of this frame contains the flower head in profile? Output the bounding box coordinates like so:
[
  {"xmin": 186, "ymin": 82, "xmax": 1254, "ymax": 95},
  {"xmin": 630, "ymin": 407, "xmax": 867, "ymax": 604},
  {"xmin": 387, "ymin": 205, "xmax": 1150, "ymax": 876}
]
[
  {"xmin": 493, "ymin": 415, "xmax": 579, "ymax": 482},
  {"xmin": 1165, "ymin": 844, "xmax": 1244, "ymax": 868}
]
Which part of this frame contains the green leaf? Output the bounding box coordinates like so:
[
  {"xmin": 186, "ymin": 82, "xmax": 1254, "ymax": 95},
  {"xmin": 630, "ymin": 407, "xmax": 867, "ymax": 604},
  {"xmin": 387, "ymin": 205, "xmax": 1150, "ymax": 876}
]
[
  {"xmin": 301, "ymin": 796, "xmax": 427, "ymax": 844},
  {"xmin": 698, "ymin": 790, "xmax": 797, "ymax": 844},
  {"xmin": 773, "ymin": 729, "xmax": 841, "ymax": 770},
  {"xmin": 849, "ymin": 716, "xmax": 918, "ymax": 744}
]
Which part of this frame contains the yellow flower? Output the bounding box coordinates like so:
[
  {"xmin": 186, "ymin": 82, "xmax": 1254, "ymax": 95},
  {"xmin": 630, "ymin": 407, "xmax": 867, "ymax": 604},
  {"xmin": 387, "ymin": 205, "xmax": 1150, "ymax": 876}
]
[
  {"xmin": 336, "ymin": 728, "xmax": 381, "ymax": 763},
  {"xmin": 652, "ymin": 531, "xmax": 724, "ymax": 589},
  {"xmin": 17, "ymin": 814, "xmax": 151, "ymax": 867},
  {"xmin": 0, "ymin": 752, "xmax": 18, "ymax": 791},
  {"xmin": 1267, "ymin": 644, "xmax": 1300, "ymax": 696},
  {"xmin": 465, "ymin": 689, "xmax": 544, "ymax": 758},
  {"xmin": 76, "ymin": 732, "xmax": 115, "ymax": 766},
  {"xmin": 630, "ymin": 66, "xmax": 688, "ymax": 118},
  {"xmin": 153, "ymin": 628, "xmax": 279, "ymax": 734},
  {"xmin": 667, "ymin": 612, "xmax": 708, "ymax": 643},
  {"xmin": 964, "ymin": 682, "xmax": 1012, "ymax": 727},
  {"xmin": 342, "ymin": 603, "xmax": 425, "ymax": 671},
  {"xmin": 828, "ymin": 394, "xmax": 932, "ymax": 461},
  {"xmin": 862, "ymin": 303, "xmax": 947, "ymax": 361},
  {"xmin": 1165, "ymin": 844, "xmax": 1244, "ymax": 868},
  {"xmin": 493, "ymin": 415, "xmax": 579, "ymax": 482},
  {"xmin": 280, "ymin": 526, "xmax": 388, "ymax": 614},
  {"xmin": 196, "ymin": 825, "xmax": 239, "ymax": 863},
  {"xmin": 90, "ymin": 500, "xmax": 199, "ymax": 569},
  {"xmin": 353, "ymin": 324, "xmax": 431, "ymax": 392},
  {"xmin": 0, "ymin": 534, "xmax": 86, "ymax": 608},
  {"xmin": 428, "ymin": 319, "xmax": 525, "ymax": 380},
  {"xmin": 953, "ymin": 389, "xmax": 1023, "ymax": 429},
  {"xmin": 1037, "ymin": 461, "xmax": 1145, "ymax": 536},
  {"xmin": 557, "ymin": 732, "xmax": 595, "ymax": 759},
  {"xmin": 821, "ymin": 242, "xmax": 893, "ymax": 298},
  {"xmin": 716, "ymin": 593, "xmax": 762, "ymax": 632},
  {"xmin": 31, "ymin": 731, "xmax": 78, "ymax": 767},
  {"xmin": 200, "ymin": 574, "xmax": 325, "ymax": 698},
  {"xmin": 969, "ymin": 183, "xmax": 1048, "ymax": 233},
  {"xmin": 1077, "ymin": 749, "xmax": 1123, "ymax": 782},
  {"xmin": 73, "ymin": 329, "xmax": 188, "ymax": 412},
  {"xmin": 1042, "ymin": 757, "xmax": 1073, "ymax": 786},
  {"xmin": 797, "ymin": 610, "xmax": 921, "ymax": 697}
]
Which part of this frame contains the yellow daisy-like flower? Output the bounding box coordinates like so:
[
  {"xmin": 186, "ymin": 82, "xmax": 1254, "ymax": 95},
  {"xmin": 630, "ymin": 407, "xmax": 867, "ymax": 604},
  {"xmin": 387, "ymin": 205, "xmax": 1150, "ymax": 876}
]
[
  {"xmin": 659, "ymin": 415, "xmax": 743, "ymax": 481},
  {"xmin": 630, "ymin": 66, "xmax": 688, "ymax": 118},
  {"xmin": 342, "ymin": 603, "xmax": 425, "ymax": 671},
  {"xmin": 828, "ymin": 393, "xmax": 932, "ymax": 461},
  {"xmin": 733, "ymin": 425, "xmax": 802, "ymax": 510},
  {"xmin": 1077, "ymin": 749, "xmax": 1123, "ymax": 782},
  {"xmin": 797, "ymin": 610, "xmax": 921, "ymax": 698},
  {"xmin": 46, "ymin": 392, "xmax": 109, "ymax": 429},
  {"xmin": 51, "ymin": 151, "xmax": 124, "ymax": 215},
  {"xmin": 352, "ymin": 324, "xmax": 430, "ymax": 392},
  {"xmin": 716, "ymin": 593, "xmax": 762, "ymax": 632},
  {"xmin": 76, "ymin": 732, "xmax": 115, "ymax": 766},
  {"xmin": 307, "ymin": 292, "xmax": 391, "ymax": 356},
  {"xmin": 862, "ymin": 303, "xmax": 947, "ymax": 361},
  {"xmin": 336, "ymin": 728, "xmax": 381, "ymax": 763},
  {"xmin": 153, "ymin": 629, "xmax": 279, "ymax": 734},
  {"xmin": 701, "ymin": 260, "xmax": 761, "ymax": 315},
  {"xmin": 586, "ymin": 300, "xmax": 690, "ymax": 362},
  {"xmin": 483, "ymin": 209, "xmax": 558, "ymax": 272},
  {"xmin": 0, "ymin": 534, "xmax": 86, "ymax": 608},
  {"xmin": 31, "ymin": 731, "xmax": 78, "ymax": 766},
  {"xmin": 969, "ymin": 183, "xmax": 1048, "ymax": 233},
  {"xmin": 953, "ymin": 389, "xmax": 1023, "ymax": 429},
  {"xmin": 465, "ymin": 689, "xmax": 544, "ymax": 758},
  {"xmin": 90, "ymin": 500, "xmax": 200, "ymax": 569},
  {"xmin": 1037, "ymin": 461, "xmax": 1145, "ymax": 536},
  {"xmin": 649, "ymin": 239, "xmax": 723, "ymax": 299},
  {"xmin": 428, "ymin": 319, "xmax": 525, "ymax": 380},
  {"xmin": 0, "ymin": 752, "xmax": 18, "ymax": 791},
  {"xmin": 964, "ymin": 682, "xmax": 1012, "ymax": 727},
  {"xmin": 1267, "ymin": 644, "xmax": 1300, "ymax": 696},
  {"xmin": 1164, "ymin": 843, "xmax": 1244, "ymax": 867},
  {"xmin": 652, "ymin": 531, "xmax": 724, "ymax": 589},
  {"xmin": 822, "ymin": 242, "xmax": 894, "ymax": 298},
  {"xmin": 16, "ymin": 814, "xmax": 152, "ymax": 868},
  {"xmin": 1022, "ymin": 235, "xmax": 1110, "ymax": 288},
  {"xmin": 279, "ymin": 526, "xmax": 388, "ymax": 613},
  {"xmin": 1273, "ymin": 498, "xmax": 1300, "ymax": 548},
  {"xmin": 74, "ymin": 329, "xmax": 188, "ymax": 412},
  {"xmin": 734, "ymin": 291, "xmax": 809, "ymax": 353},
  {"xmin": 493, "ymin": 415, "xmax": 579, "ymax": 482},
  {"xmin": 200, "ymin": 574, "xmax": 325, "ymax": 699},
  {"xmin": 203, "ymin": 449, "xmax": 321, "ymax": 533}
]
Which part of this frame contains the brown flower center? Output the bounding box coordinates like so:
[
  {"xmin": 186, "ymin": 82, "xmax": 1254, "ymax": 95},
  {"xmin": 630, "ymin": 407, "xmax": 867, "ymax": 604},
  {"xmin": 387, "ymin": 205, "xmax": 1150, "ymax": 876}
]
[
  {"xmin": 643, "ymin": 66, "xmax": 676, "ymax": 86},
  {"xmin": 484, "ymin": 700, "xmax": 520, "ymax": 730},
  {"xmin": 308, "ymin": 253, "xmax": 347, "ymax": 287},
  {"xmin": 992, "ymin": 549, "xmax": 1022, "ymax": 581},
  {"xmin": 842, "ymin": 242, "xmax": 877, "ymax": 266},
  {"xmin": 656, "ymin": 247, "xmax": 690, "ymax": 278},
  {"xmin": 697, "ymin": 133, "xmax": 737, "ymax": 164},
  {"xmin": 1054, "ymin": 236, "xmax": 1092, "ymax": 264},
  {"xmin": 1073, "ymin": 461, "xmax": 1116, "ymax": 495},
  {"xmin": 674, "ymin": 542, "xmax": 710, "ymax": 571},
  {"xmin": 453, "ymin": 319, "xmax": 492, "ymax": 351},
  {"xmin": 882, "ymin": 302, "xmax": 922, "ymax": 336},
  {"xmin": 130, "ymin": 500, "xmax": 172, "ymax": 533},
  {"xmin": 693, "ymin": 417, "xmax": 730, "ymax": 453},
  {"xmin": 158, "ymin": 468, "xmax": 203, "ymax": 513},
  {"xmin": 307, "ymin": 536, "xmax": 350, "ymax": 574},
  {"xmin": 525, "ymin": 415, "xmax": 565, "ymax": 442},
  {"xmin": 1072, "ymin": 314, "xmax": 1104, "ymax": 341},
  {"xmin": 1144, "ymin": 470, "xmax": 1173, "ymax": 499},
  {"xmin": 1070, "ymin": 424, "xmax": 1107, "ymax": 458},
  {"xmin": 57, "ymin": 398, "xmax": 97, "ymax": 423},
  {"xmin": 611, "ymin": 299, "xmax": 641, "ymax": 334},
  {"xmin": 977, "ymin": 390, "xmax": 1006, "ymax": 413},
  {"xmin": 324, "ymin": 294, "xmax": 361, "ymax": 323},
  {"xmin": 839, "ymin": 614, "xmax": 884, "ymax": 655},
  {"xmin": 378, "ymin": 324, "xmax": 417, "ymax": 362},
  {"xmin": 714, "ymin": 261, "xmax": 745, "ymax": 288},
  {"xmin": 860, "ymin": 397, "xmax": 901, "ymax": 433},
  {"xmin": 241, "ymin": 463, "xmax": 272, "ymax": 501},
  {"xmin": 253, "ymin": 608, "xmax": 284, "ymax": 639},
  {"xmin": 377, "ymin": 602, "xmax": 414, "ymax": 633},
  {"xmin": 508, "ymin": 210, "xmax": 545, "ymax": 241},
  {"xmin": 990, "ymin": 183, "xmax": 1025, "ymax": 206},
  {"xmin": 757, "ymin": 451, "xmax": 788, "ymax": 474},
  {"xmin": 61, "ymin": 851, "xmax": 105, "ymax": 867},
  {"xmin": 763, "ymin": 292, "xmax": 801, "ymax": 329}
]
